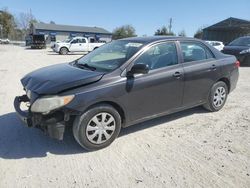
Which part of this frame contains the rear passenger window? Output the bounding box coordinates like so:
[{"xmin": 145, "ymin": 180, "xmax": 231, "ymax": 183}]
[
  {"xmin": 90, "ymin": 38, "xmax": 95, "ymax": 43},
  {"xmin": 180, "ymin": 42, "xmax": 214, "ymax": 62}
]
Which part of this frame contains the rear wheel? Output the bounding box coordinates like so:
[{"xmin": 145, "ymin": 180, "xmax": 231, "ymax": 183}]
[
  {"xmin": 59, "ymin": 47, "xmax": 68, "ymax": 55},
  {"xmin": 73, "ymin": 104, "xmax": 121, "ymax": 151},
  {"xmin": 203, "ymin": 81, "xmax": 228, "ymax": 112},
  {"xmin": 242, "ymin": 56, "xmax": 250, "ymax": 66}
]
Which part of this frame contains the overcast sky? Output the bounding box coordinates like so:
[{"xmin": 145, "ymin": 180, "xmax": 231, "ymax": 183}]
[{"xmin": 1, "ymin": 0, "xmax": 250, "ymax": 36}]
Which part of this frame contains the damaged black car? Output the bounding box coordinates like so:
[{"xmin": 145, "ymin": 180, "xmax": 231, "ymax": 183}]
[{"xmin": 14, "ymin": 36, "xmax": 239, "ymax": 150}]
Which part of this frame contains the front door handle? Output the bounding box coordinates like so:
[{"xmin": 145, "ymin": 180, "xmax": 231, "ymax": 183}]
[
  {"xmin": 173, "ymin": 71, "xmax": 182, "ymax": 78},
  {"xmin": 210, "ymin": 64, "xmax": 217, "ymax": 71}
]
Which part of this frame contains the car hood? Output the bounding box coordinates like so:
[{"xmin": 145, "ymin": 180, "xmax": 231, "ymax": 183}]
[
  {"xmin": 56, "ymin": 42, "xmax": 69, "ymax": 46},
  {"xmin": 222, "ymin": 45, "xmax": 250, "ymax": 55},
  {"xmin": 21, "ymin": 63, "xmax": 104, "ymax": 95}
]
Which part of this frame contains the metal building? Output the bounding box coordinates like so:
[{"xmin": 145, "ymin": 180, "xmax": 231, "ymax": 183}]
[
  {"xmin": 30, "ymin": 22, "xmax": 112, "ymax": 43},
  {"xmin": 202, "ymin": 17, "xmax": 250, "ymax": 44}
]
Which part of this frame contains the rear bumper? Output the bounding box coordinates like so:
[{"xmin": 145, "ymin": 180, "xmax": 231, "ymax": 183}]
[
  {"xmin": 53, "ymin": 47, "xmax": 60, "ymax": 53},
  {"xmin": 235, "ymin": 54, "xmax": 250, "ymax": 65},
  {"xmin": 14, "ymin": 95, "xmax": 66, "ymax": 140},
  {"xmin": 229, "ymin": 66, "xmax": 239, "ymax": 93}
]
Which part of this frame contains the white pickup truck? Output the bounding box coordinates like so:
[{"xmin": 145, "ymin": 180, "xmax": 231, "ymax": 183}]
[{"xmin": 53, "ymin": 37, "xmax": 105, "ymax": 55}]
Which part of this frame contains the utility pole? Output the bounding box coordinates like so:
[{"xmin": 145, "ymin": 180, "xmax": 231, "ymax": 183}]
[{"xmin": 168, "ymin": 18, "xmax": 173, "ymax": 33}]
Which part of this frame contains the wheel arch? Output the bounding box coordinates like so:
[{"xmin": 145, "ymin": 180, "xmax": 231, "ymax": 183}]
[
  {"xmin": 217, "ymin": 77, "xmax": 230, "ymax": 93},
  {"xmin": 85, "ymin": 101, "xmax": 126, "ymax": 126},
  {"xmin": 60, "ymin": 46, "xmax": 69, "ymax": 52}
]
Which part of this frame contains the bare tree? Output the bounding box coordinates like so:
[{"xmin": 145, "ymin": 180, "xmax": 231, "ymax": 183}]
[{"xmin": 17, "ymin": 9, "xmax": 36, "ymax": 31}]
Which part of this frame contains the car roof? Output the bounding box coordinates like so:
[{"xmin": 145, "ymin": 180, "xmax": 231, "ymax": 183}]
[
  {"xmin": 119, "ymin": 36, "xmax": 200, "ymax": 44},
  {"xmin": 206, "ymin": 40, "xmax": 223, "ymax": 43},
  {"xmin": 237, "ymin": 36, "xmax": 250, "ymax": 39}
]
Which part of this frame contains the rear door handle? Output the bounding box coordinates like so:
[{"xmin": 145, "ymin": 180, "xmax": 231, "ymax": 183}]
[{"xmin": 173, "ymin": 71, "xmax": 182, "ymax": 78}]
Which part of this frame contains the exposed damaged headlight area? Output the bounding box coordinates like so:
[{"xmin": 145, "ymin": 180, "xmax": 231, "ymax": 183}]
[{"xmin": 31, "ymin": 95, "xmax": 75, "ymax": 114}]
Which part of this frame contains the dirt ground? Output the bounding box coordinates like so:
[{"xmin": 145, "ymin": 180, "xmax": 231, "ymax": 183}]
[{"xmin": 0, "ymin": 45, "xmax": 249, "ymax": 188}]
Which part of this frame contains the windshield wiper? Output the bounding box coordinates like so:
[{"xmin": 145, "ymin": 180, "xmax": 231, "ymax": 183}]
[{"xmin": 75, "ymin": 62, "xmax": 96, "ymax": 71}]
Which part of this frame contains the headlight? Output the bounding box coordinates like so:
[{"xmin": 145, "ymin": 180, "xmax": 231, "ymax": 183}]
[
  {"xmin": 31, "ymin": 95, "xmax": 74, "ymax": 113},
  {"xmin": 240, "ymin": 48, "xmax": 250, "ymax": 54},
  {"xmin": 26, "ymin": 90, "xmax": 32, "ymax": 99}
]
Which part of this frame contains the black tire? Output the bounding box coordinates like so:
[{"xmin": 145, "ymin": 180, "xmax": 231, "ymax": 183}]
[
  {"xmin": 241, "ymin": 56, "xmax": 250, "ymax": 67},
  {"xmin": 203, "ymin": 81, "xmax": 228, "ymax": 112},
  {"xmin": 73, "ymin": 104, "xmax": 121, "ymax": 151},
  {"xmin": 59, "ymin": 47, "xmax": 68, "ymax": 55}
]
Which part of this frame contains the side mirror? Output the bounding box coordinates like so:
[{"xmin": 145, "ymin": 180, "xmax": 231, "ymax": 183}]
[{"xmin": 127, "ymin": 64, "xmax": 149, "ymax": 76}]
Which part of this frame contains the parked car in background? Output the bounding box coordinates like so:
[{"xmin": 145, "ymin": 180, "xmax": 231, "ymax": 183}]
[
  {"xmin": 53, "ymin": 37, "xmax": 105, "ymax": 55},
  {"xmin": 206, "ymin": 41, "xmax": 224, "ymax": 51},
  {"xmin": 31, "ymin": 34, "xmax": 46, "ymax": 49},
  {"xmin": 222, "ymin": 36, "xmax": 250, "ymax": 66},
  {"xmin": 0, "ymin": 38, "xmax": 10, "ymax": 44},
  {"xmin": 14, "ymin": 36, "xmax": 239, "ymax": 150}
]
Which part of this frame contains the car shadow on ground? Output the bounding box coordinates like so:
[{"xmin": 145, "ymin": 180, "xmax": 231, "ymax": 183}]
[
  {"xmin": 0, "ymin": 107, "xmax": 207, "ymax": 159},
  {"xmin": 24, "ymin": 47, "xmax": 46, "ymax": 50}
]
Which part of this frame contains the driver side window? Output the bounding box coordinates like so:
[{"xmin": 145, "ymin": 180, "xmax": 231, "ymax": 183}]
[
  {"xmin": 133, "ymin": 42, "xmax": 178, "ymax": 70},
  {"xmin": 71, "ymin": 39, "xmax": 78, "ymax": 44}
]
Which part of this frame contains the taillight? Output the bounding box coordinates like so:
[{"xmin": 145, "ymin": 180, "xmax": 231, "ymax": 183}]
[{"xmin": 235, "ymin": 60, "xmax": 240, "ymax": 68}]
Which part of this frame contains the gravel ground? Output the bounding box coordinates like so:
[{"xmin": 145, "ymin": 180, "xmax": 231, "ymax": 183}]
[{"xmin": 0, "ymin": 45, "xmax": 249, "ymax": 188}]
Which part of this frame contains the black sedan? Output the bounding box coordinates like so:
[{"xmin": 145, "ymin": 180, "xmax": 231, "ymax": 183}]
[
  {"xmin": 14, "ymin": 36, "xmax": 239, "ymax": 150},
  {"xmin": 222, "ymin": 36, "xmax": 250, "ymax": 66}
]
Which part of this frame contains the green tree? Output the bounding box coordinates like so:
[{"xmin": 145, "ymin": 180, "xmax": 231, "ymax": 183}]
[
  {"xmin": 194, "ymin": 28, "xmax": 203, "ymax": 39},
  {"xmin": 154, "ymin": 26, "xmax": 175, "ymax": 36},
  {"xmin": 0, "ymin": 8, "xmax": 16, "ymax": 38},
  {"xmin": 112, "ymin": 25, "xmax": 137, "ymax": 40}
]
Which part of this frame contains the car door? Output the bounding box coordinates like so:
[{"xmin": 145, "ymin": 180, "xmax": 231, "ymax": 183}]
[
  {"xmin": 124, "ymin": 42, "xmax": 184, "ymax": 122},
  {"xmin": 70, "ymin": 38, "xmax": 87, "ymax": 51},
  {"xmin": 69, "ymin": 38, "xmax": 81, "ymax": 51},
  {"xmin": 78, "ymin": 38, "xmax": 88, "ymax": 52},
  {"xmin": 179, "ymin": 41, "xmax": 221, "ymax": 107}
]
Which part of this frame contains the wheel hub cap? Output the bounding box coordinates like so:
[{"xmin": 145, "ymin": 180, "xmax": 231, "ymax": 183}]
[
  {"xmin": 213, "ymin": 86, "xmax": 226, "ymax": 108},
  {"xmin": 86, "ymin": 112, "xmax": 116, "ymax": 144}
]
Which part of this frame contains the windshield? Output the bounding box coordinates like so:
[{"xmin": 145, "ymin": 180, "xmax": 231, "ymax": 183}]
[
  {"xmin": 63, "ymin": 38, "xmax": 72, "ymax": 43},
  {"xmin": 229, "ymin": 37, "xmax": 250, "ymax": 46},
  {"xmin": 75, "ymin": 40, "xmax": 144, "ymax": 72}
]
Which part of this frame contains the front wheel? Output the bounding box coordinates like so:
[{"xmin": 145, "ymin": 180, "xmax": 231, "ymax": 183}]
[
  {"xmin": 73, "ymin": 104, "xmax": 121, "ymax": 151},
  {"xmin": 203, "ymin": 81, "xmax": 228, "ymax": 112},
  {"xmin": 59, "ymin": 47, "xmax": 68, "ymax": 55}
]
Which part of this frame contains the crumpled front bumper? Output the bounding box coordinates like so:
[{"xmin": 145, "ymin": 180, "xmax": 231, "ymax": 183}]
[
  {"xmin": 14, "ymin": 95, "xmax": 66, "ymax": 140},
  {"xmin": 14, "ymin": 95, "xmax": 32, "ymax": 126}
]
